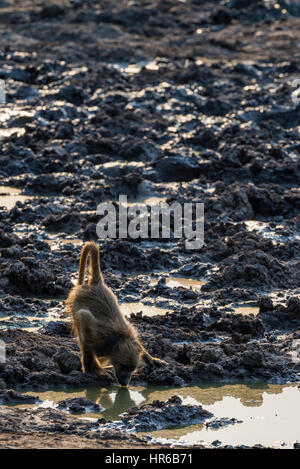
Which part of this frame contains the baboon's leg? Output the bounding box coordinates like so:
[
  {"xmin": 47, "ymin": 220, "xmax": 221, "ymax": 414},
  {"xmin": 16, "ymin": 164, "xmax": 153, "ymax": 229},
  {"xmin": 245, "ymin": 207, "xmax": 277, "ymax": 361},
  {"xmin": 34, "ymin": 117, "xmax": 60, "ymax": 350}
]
[
  {"xmin": 81, "ymin": 347, "xmax": 96, "ymax": 373},
  {"xmin": 75, "ymin": 308, "xmax": 100, "ymax": 374},
  {"xmin": 94, "ymin": 356, "xmax": 114, "ymax": 378}
]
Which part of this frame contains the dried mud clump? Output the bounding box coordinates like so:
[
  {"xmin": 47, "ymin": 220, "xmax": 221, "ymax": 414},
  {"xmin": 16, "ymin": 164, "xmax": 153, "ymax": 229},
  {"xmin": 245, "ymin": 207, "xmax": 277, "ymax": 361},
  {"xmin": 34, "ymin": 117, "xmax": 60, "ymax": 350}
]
[{"xmin": 121, "ymin": 396, "xmax": 213, "ymax": 431}]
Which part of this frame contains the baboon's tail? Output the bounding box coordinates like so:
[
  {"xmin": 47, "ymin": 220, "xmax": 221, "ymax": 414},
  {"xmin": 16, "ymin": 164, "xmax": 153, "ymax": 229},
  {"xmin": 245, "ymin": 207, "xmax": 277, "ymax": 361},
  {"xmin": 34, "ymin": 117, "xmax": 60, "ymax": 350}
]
[{"xmin": 78, "ymin": 241, "xmax": 103, "ymax": 286}]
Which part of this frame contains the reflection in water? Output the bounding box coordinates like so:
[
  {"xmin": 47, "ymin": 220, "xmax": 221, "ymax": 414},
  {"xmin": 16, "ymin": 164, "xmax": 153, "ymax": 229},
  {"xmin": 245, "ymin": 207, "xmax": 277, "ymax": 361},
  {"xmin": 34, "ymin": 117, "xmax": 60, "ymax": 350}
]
[
  {"xmin": 145, "ymin": 382, "xmax": 286, "ymax": 408},
  {"xmin": 14, "ymin": 382, "xmax": 300, "ymax": 447},
  {"xmin": 86, "ymin": 387, "xmax": 146, "ymax": 421},
  {"xmin": 148, "ymin": 386, "xmax": 300, "ymax": 448},
  {"xmin": 18, "ymin": 381, "xmax": 296, "ymax": 417},
  {"xmin": 15, "ymin": 382, "xmax": 300, "ymax": 447}
]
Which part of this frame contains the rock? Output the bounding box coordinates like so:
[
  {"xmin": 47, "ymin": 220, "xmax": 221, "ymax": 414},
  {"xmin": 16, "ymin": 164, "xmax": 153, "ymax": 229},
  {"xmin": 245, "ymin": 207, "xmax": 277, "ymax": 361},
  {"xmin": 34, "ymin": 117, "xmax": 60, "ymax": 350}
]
[
  {"xmin": 40, "ymin": 5, "xmax": 65, "ymax": 18},
  {"xmin": 0, "ymin": 379, "xmax": 6, "ymax": 389},
  {"xmin": 154, "ymin": 156, "xmax": 200, "ymax": 182},
  {"xmin": 211, "ymin": 440, "xmax": 222, "ymax": 447},
  {"xmin": 258, "ymin": 296, "xmax": 274, "ymax": 313},
  {"xmin": 53, "ymin": 348, "xmax": 81, "ymax": 374},
  {"xmin": 211, "ymin": 8, "xmax": 232, "ymax": 24},
  {"xmin": 10, "ymin": 67, "xmax": 32, "ymax": 83},
  {"xmin": 206, "ymin": 417, "xmax": 242, "ymax": 429},
  {"xmin": 6, "ymin": 259, "xmax": 63, "ymax": 295},
  {"xmin": 121, "ymin": 396, "xmax": 213, "ymax": 431},
  {"xmin": 0, "ymin": 406, "xmax": 147, "ymax": 446},
  {"xmin": 39, "ymin": 321, "xmax": 71, "ymax": 337},
  {"xmin": 58, "ymin": 85, "xmax": 85, "ymax": 105},
  {"xmin": 57, "ymin": 397, "xmax": 104, "ymax": 414},
  {"xmin": 15, "ymin": 85, "xmax": 39, "ymax": 100},
  {"xmin": 241, "ymin": 348, "xmax": 265, "ymax": 370},
  {"xmin": 230, "ymin": 0, "xmax": 262, "ymax": 8},
  {"xmin": 0, "ymin": 389, "xmax": 38, "ymax": 404},
  {"xmin": 259, "ymin": 296, "xmax": 273, "ymax": 313},
  {"xmin": 286, "ymin": 297, "xmax": 300, "ymax": 317}
]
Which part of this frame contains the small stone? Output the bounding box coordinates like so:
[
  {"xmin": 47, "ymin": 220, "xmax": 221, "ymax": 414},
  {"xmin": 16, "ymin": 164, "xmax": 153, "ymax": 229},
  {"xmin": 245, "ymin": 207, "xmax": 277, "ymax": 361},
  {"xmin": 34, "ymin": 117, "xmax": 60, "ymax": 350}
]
[{"xmin": 259, "ymin": 296, "xmax": 273, "ymax": 313}]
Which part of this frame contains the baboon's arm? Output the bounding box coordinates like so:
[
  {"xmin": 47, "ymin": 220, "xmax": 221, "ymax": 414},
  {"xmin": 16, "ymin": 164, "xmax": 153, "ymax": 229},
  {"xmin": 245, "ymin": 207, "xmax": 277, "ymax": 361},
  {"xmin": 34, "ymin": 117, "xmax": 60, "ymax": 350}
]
[{"xmin": 139, "ymin": 344, "xmax": 167, "ymax": 366}]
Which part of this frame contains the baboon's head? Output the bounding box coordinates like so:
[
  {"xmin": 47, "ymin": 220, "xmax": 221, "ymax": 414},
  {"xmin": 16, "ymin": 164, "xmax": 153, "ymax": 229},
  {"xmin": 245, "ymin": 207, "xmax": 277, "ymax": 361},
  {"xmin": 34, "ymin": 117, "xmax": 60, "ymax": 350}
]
[{"xmin": 111, "ymin": 338, "xmax": 142, "ymax": 386}]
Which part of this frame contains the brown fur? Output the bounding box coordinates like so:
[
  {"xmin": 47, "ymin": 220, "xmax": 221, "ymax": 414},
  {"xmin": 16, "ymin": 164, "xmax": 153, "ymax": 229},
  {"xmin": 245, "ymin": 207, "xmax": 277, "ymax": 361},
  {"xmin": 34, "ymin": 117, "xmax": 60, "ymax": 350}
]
[{"xmin": 66, "ymin": 241, "xmax": 164, "ymax": 384}]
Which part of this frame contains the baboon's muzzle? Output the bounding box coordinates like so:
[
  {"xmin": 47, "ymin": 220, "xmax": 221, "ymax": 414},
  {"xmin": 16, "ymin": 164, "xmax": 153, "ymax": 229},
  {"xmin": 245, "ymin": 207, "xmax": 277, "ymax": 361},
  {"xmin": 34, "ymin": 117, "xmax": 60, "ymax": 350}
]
[
  {"xmin": 116, "ymin": 371, "xmax": 132, "ymax": 386},
  {"xmin": 114, "ymin": 365, "xmax": 135, "ymax": 386}
]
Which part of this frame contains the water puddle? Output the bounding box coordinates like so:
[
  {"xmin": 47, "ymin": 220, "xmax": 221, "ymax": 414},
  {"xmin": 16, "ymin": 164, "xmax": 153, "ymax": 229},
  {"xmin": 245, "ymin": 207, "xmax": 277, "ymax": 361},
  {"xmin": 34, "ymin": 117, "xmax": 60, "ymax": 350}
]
[
  {"xmin": 148, "ymin": 385, "xmax": 300, "ymax": 448},
  {"xmin": 127, "ymin": 196, "xmax": 167, "ymax": 206},
  {"xmin": 0, "ymin": 128, "xmax": 26, "ymax": 138},
  {"xmin": 0, "ymin": 301, "xmax": 66, "ymax": 332},
  {"xmin": 245, "ymin": 220, "xmax": 299, "ymax": 242},
  {"xmin": 221, "ymin": 302, "xmax": 259, "ymax": 316},
  {"xmin": 120, "ymin": 302, "xmax": 170, "ymax": 317},
  {"xmin": 0, "ymin": 107, "xmax": 35, "ymax": 139},
  {"xmin": 44, "ymin": 237, "xmax": 83, "ymax": 250},
  {"xmin": 111, "ymin": 60, "xmax": 161, "ymax": 76},
  {"xmin": 231, "ymin": 303, "xmax": 259, "ymax": 316},
  {"xmin": 0, "ymin": 314, "xmax": 45, "ymax": 332},
  {"xmin": 12, "ymin": 382, "xmax": 300, "ymax": 448},
  {"xmin": 0, "ymin": 186, "xmax": 34, "ymax": 210},
  {"xmin": 150, "ymin": 276, "xmax": 206, "ymax": 290}
]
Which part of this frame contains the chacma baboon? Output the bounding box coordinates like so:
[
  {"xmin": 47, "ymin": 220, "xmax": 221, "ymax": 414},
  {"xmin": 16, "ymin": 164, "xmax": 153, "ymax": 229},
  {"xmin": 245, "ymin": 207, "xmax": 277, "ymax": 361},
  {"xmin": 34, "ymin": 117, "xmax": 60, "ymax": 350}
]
[{"xmin": 66, "ymin": 241, "xmax": 163, "ymax": 385}]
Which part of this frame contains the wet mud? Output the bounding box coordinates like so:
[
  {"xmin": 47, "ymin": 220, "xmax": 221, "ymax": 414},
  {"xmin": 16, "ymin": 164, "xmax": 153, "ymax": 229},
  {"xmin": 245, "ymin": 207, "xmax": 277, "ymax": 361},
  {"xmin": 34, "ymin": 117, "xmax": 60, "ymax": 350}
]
[
  {"xmin": 120, "ymin": 396, "xmax": 213, "ymax": 431},
  {"xmin": 0, "ymin": 0, "xmax": 299, "ymax": 449}
]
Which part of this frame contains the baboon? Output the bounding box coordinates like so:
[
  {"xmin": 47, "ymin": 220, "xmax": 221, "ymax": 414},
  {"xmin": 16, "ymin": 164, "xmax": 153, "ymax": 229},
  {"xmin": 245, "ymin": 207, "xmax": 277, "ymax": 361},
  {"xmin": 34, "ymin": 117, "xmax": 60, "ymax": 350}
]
[{"xmin": 66, "ymin": 241, "xmax": 163, "ymax": 385}]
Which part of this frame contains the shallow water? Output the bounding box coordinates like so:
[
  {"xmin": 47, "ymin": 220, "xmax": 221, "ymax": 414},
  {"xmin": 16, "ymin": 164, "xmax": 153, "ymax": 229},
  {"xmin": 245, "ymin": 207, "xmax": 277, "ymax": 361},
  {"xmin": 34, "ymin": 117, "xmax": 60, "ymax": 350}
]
[
  {"xmin": 15, "ymin": 382, "xmax": 300, "ymax": 448},
  {"xmin": 0, "ymin": 301, "xmax": 66, "ymax": 332},
  {"xmin": 245, "ymin": 220, "xmax": 300, "ymax": 242},
  {"xmin": 0, "ymin": 312, "xmax": 56, "ymax": 332},
  {"xmin": 111, "ymin": 60, "xmax": 161, "ymax": 76},
  {"xmin": 148, "ymin": 385, "xmax": 300, "ymax": 448},
  {"xmin": 0, "ymin": 295, "xmax": 260, "ymax": 331},
  {"xmin": 233, "ymin": 306, "xmax": 260, "ymax": 316},
  {"xmin": 0, "ymin": 186, "xmax": 34, "ymax": 210},
  {"xmin": 127, "ymin": 195, "xmax": 167, "ymax": 206},
  {"xmin": 150, "ymin": 276, "xmax": 206, "ymax": 290},
  {"xmin": 230, "ymin": 303, "xmax": 260, "ymax": 316},
  {"xmin": 44, "ymin": 238, "xmax": 84, "ymax": 250},
  {"xmin": 120, "ymin": 302, "xmax": 170, "ymax": 317}
]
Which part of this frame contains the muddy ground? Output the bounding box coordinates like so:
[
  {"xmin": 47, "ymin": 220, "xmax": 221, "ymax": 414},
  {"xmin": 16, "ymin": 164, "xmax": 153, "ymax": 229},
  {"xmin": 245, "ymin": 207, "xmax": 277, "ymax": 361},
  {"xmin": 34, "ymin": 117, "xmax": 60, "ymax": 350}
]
[{"xmin": 0, "ymin": 0, "xmax": 299, "ymax": 449}]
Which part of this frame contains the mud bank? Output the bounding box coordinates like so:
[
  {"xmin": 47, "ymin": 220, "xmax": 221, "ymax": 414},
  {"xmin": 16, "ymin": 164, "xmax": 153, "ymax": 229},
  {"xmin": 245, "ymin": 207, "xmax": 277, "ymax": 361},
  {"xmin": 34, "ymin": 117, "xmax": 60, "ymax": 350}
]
[
  {"xmin": 0, "ymin": 383, "xmax": 299, "ymax": 448},
  {"xmin": 0, "ymin": 293, "xmax": 299, "ymax": 389},
  {"xmin": 120, "ymin": 396, "xmax": 213, "ymax": 431},
  {"xmin": 0, "ymin": 405, "xmax": 156, "ymax": 449}
]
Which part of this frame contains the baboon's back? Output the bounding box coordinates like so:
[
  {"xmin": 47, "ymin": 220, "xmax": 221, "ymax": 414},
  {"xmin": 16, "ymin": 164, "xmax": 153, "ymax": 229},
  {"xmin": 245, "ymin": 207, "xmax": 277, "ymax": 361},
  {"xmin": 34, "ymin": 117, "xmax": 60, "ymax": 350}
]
[{"xmin": 67, "ymin": 283, "xmax": 123, "ymax": 324}]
